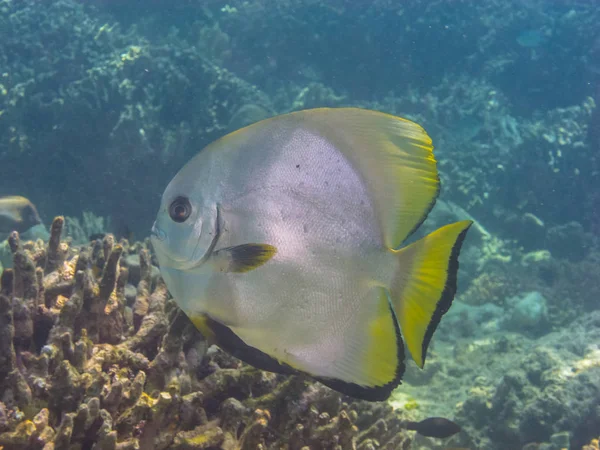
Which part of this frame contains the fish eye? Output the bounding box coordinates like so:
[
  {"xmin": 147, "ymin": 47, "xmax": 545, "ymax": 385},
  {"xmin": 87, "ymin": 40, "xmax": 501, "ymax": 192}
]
[{"xmin": 169, "ymin": 196, "xmax": 192, "ymax": 223}]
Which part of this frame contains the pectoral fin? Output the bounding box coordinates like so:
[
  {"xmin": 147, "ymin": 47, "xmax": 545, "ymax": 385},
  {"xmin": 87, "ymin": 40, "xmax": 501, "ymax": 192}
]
[{"xmin": 210, "ymin": 243, "xmax": 277, "ymax": 273}]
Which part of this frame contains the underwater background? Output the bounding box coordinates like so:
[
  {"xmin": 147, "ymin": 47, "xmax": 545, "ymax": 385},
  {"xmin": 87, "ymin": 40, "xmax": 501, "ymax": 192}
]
[{"xmin": 0, "ymin": 0, "xmax": 599, "ymax": 449}]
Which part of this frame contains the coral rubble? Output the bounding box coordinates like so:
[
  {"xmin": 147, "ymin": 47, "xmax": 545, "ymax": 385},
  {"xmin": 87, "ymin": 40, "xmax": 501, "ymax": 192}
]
[{"xmin": 0, "ymin": 217, "xmax": 414, "ymax": 449}]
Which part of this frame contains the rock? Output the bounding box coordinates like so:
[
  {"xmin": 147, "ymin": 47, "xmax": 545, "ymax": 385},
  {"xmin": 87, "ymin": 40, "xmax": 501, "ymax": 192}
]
[
  {"xmin": 122, "ymin": 253, "xmax": 160, "ymax": 287},
  {"xmin": 502, "ymin": 291, "xmax": 549, "ymax": 336}
]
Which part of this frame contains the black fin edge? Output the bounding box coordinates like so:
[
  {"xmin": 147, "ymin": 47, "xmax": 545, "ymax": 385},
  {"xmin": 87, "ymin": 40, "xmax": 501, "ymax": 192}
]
[
  {"xmin": 202, "ymin": 300, "xmax": 406, "ymax": 402},
  {"xmin": 203, "ymin": 315, "xmax": 297, "ymax": 375},
  {"xmin": 421, "ymin": 222, "xmax": 473, "ymax": 366},
  {"xmin": 315, "ymin": 297, "xmax": 406, "ymax": 402}
]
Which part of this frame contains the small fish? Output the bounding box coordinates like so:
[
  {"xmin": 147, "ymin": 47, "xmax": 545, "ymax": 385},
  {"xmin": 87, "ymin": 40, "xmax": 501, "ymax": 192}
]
[
  {"xmin": 0, "ymin": 196, "xmax": 42, "ymax": 235},
  {"xmin": 151, "ymin": 108, "xmax": 472, "ymax": 401},
  {"xmin": 403, "ymin": 417, "xmax": 462, "ymax": 439}
]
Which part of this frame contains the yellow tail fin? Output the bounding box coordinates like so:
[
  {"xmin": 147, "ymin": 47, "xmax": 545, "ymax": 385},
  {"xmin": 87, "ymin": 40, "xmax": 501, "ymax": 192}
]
[{"xmin": 390, "ymin": 220, "xmax": 472, "ymax": 368}]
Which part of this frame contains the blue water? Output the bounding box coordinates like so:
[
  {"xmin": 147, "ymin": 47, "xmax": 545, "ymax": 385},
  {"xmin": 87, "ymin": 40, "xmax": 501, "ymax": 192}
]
[{"xmin": 0, "ymin": 1, "xmax": 599, "ymax": 449}]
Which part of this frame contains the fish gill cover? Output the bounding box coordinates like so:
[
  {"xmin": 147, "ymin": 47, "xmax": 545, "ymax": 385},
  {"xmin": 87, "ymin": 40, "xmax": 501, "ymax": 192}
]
[{"xmin": 0, "ymin": 0, "xmax": 599, "ymax": 449}]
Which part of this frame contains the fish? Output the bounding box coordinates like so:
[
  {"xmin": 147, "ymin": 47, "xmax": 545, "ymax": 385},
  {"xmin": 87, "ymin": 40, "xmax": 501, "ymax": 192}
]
[
  {"xmin": 0, "ymin": 196, "xmax": 42, "ymax": 235},
  {"xmin": 402, "ymin": 417, "xmax": 462, "ymax": 439},
  {"xmin": 151, "ymin": 107, "xmax": 472, "ymax": 401}
]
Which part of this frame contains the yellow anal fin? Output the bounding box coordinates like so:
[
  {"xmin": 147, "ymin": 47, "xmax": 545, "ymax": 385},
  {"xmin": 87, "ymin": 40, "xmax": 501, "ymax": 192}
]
[
  {"xmin": 188, "ymin": 313, "xmax": 298, "ymax": 376},
  {"xmin": 211, "ymin": 243, "xmax": 277, "ymax": 273},
  {"xmin": 390, "ymin": 220, "xmax": 472, "ymax": 368},
  {"xmin": 314, "ymin": 288, "xmax": 405, "ymax": 402},
  {"xmin": 189, "ymin": 313, "xmax": 217, "ymax": 344},
  {"xmin": 188, "ymin": 292, "xmax": 405, "ymax": 402},
  {"xmin": 363, "ymin": 288, "xmax": 404, "ymax": 387}
]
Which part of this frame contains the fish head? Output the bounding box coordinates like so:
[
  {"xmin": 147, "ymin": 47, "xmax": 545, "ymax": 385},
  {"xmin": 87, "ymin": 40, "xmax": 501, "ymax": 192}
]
[
  {"xmin": 0, "ymin": 196, "xmax": 42, "ymax": 232},
  {"xmin": 151, "ymin": 188, "xmax": 219, "ymax": 272}
]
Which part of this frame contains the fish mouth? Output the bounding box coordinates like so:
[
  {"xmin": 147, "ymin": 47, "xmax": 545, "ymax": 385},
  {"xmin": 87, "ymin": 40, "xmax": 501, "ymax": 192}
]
[
  {"xmin": 150, "ymin": 222, "xmax": 166, "ymax": 241},
  {"xmin": 150, "ymin": 221, "xmax": 206, "ymax": 271}
]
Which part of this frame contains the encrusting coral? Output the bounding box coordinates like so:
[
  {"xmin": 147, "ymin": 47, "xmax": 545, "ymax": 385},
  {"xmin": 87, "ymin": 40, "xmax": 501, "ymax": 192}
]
[
  {"xmin": 583, "ymin": 437, "xmax": 600, "ymax": 450},
  {"xmin": 0, "ymin": 217, "xmax": 414, "ymax": 450}
]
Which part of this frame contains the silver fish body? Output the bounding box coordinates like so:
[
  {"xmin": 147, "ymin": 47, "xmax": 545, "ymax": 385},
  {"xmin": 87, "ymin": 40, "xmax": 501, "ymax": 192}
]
[
  {"xmin": 0, "ymin": 196, "xmax": 42, "ymax": 235},
  {"xmin": 152, "ymin": 108, "xmax": 472, "ymax": 400}
]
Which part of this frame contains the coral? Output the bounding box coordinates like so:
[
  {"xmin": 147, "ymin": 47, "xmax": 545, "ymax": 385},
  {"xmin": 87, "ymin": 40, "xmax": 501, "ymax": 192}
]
[
  {"xmin": 546, "ymin": 221, "xmax": 591, "ymax": 262},
  {"xmin": 0, "ymin": 0, "xmax": 275, "ymax": 235},
  {"xmin": 1, "ymin": 1, "xmax": 600, "ymax": 447},
  {"xmin": 289, "ymin": 82, "xmax": 347, "ymax": 111},
  {"xmin": 201, "ymin": 0, "xmax": 598, "ymax": 109},
  {"xmin": 460, "ymin": 264, "xmax": 522, "ymax": 307},
  {"xmin": 458, "ymin": 246, "xmax": 600, "ymax": 329},
  {"xmin": 226, "ymin": 104, "xmax": 273, "ymax": 133},
  {"xmin": 502, "ymin": 291, "xmax": 549, "ymax": 336},
  {"xmin": 532, "ymin": 251, "xmax": 600, "ymax": 319},
  {"xmin": 64, "ymin": 211, "xmax": 111, "ymax": 246},
  {"xmin": 494, "ymin": 98, "xmax": 597, "ymax": 232},
  {"xmin": 451, "ymin": 312, "xmax": 600, "ymax": 450},
  {"xmin": 0, "ymin": 216, "xmax": 415, "ymax": 449}
]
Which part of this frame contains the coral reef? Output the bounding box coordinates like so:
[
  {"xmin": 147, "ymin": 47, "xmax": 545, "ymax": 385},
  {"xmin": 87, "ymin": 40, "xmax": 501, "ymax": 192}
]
[
  {"xmin": 0, "ymin": 217, "xmax": 416, "ymax": 449},
  {"xmin": 452, "ymin": 312, "xmax": 600, "ymax": 449},
  {"xmin": 184, "ymin": 0, "xmax": 598, "ymax": 110},
  {"xmin": 64, "ymin": 211, "xmax": 111, "ymax": 246},
  {"xmin": 1, "ymin": 0, "xmax": 598, "ymax": 238},
  {"xmin": 0, "ymin": 0, "xmax": 274, "ymax": 234},
  {"xmin": 2, "ymin": 1, "xmax": 600, "ymax": 448},
  {"xmin": 452, "ymin": 240, "xmax": 600, "ymax": 330},
  {"xmin": 146, "ymin": 0, "xmax": 599, "ymax": 234}
]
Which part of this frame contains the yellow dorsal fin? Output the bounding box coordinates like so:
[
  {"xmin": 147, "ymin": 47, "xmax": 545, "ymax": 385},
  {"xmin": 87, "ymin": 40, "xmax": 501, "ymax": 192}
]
[
  {"xmin": 292, "ymin": 107, "xmax": 439, "ymax": 249},
  {"xmin": 203, "ymin": 107, "xmax": 439, "ymax": 249}
]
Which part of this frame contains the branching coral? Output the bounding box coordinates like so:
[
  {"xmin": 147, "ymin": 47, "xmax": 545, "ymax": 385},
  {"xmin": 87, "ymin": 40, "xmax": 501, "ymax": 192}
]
[{"xmin": 0, "ymin": 216, "xmax": 414, "ymax": 449}]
